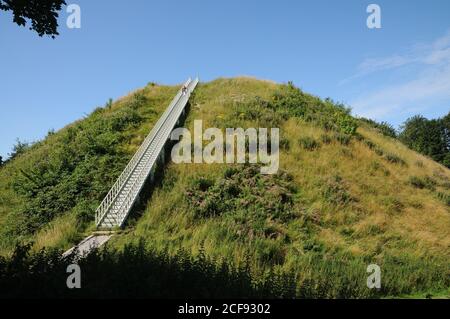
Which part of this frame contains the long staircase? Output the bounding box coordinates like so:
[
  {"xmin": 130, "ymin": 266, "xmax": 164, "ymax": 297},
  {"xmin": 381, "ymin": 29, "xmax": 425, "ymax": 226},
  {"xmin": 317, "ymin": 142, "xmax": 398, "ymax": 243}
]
[{"xmin": 95, "ymin": 78, "xmax": 199, "ymax": 229}]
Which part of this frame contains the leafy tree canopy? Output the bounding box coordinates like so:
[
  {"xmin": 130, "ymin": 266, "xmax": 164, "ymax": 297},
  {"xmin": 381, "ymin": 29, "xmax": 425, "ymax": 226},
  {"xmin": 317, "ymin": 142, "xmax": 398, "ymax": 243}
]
[
  {"xmin": 0, "ymin": 0, "xmax": 66, "ymax": 38},
  {"xmin": 399, "ymin": 112, "xmax": 450, "ymax": 168}
]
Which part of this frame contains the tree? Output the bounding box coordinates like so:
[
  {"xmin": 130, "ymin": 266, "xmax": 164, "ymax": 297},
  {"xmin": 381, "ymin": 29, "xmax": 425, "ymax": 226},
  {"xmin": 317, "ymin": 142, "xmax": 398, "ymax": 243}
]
[
  {"xmin": 8, "ymin": 139, "xmax": 30, "ymax": 161},
  {"xmin": 0, "ymin": 155, "xmax": 3, "ymax": 167},
  {"xmin": 400, "ymin": 115, "xmax": 429, "ymax": 151},
  {"xmin": 442, "ymin": 112, "xmax": 450, "ymax": 151},
  {"xmin": 399, "ymin": 114, "xmax": 450, "ymax": 168},
  {"xmin": 0, "ymin": 0, "xmax": 66, "ymax": 38}
]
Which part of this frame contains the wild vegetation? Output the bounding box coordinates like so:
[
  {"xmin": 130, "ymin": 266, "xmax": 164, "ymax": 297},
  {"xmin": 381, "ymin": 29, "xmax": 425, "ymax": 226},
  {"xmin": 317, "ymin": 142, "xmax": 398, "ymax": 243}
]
[
  {"xmin": 0, "ymin": 84, "xmax": 178, "ymax": 254},
  {"xmin": 399, "ymin": 114, "xmax": 450, "ymax": 168},
  {"xmin": 359, "ymin": 113, "xmax": 450, "ymax": 169},
  {"xmin": 0, "ymin": 77, "xmax": 449, "ymax": 298}
]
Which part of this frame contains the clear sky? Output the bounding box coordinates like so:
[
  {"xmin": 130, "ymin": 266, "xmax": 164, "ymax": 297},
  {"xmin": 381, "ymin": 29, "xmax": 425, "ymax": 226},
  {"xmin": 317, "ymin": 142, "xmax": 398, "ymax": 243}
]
[{"xmin": 1, "ymin": 0, "xmax": 450, "ymax": 159}]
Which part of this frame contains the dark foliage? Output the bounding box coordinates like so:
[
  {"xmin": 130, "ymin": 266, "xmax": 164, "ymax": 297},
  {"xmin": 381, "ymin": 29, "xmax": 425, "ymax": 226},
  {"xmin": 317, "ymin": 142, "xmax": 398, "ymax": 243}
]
[
  {"xmin": 1, "ymin": 240, "xmax": 447, "ymax": 299},
  {"xmin": 0, "ymin": 0, "xmax": 66, "ymax": 38},
  {"xmin": 0, "ymin": 241, "xmax": 299, "ymax": 299},
  {"xmin": 399, "ymin": 113, "xmax": 450, "ymax": 168},
  {"xmin": 7, "ymin": 139, "xmax": 30, "ymax": 161},
  {"xmin": 186, "ymin": 165, "xmax": 298, "ymax": 241}
]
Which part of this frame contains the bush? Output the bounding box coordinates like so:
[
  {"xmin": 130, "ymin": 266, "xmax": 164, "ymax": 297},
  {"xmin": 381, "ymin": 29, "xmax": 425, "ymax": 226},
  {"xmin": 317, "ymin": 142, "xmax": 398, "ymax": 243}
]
[
  {"xmin": 105, "ymin": 98, "xmax": 113, "ymax": 109},
  {"xmin": 385, "ymin": 153, "xmax": 406, "ymax": 166},
  {"xmin": 0, "ymin": 242, "xmax": 299, "ymax": 299},
  {"xmin": 299, "ymin": 137, "xmax": 320, "ymax": 151},
  {"xmin": 408, "ymin": 176, "xmax": 436, "ymax": 190},
  {"xmin": 8, "ymin": 139, "xmax": 31, "ymax": 161},
  {"xmin": 334, "ymin": 133, "xmax": 352, "ymax": 146},
  {"xmin": 322, "ymin": 175, "xmax": 355, "ymax": 206},
  {"xmin": 443, "ymin": 153, "xmax": 450, "ymax": 169},
  {"xmin": 279, "ymin": 137, "xmax": 291, "ymax": 151},
  {"xmin": 364, "ymin": 140, "xmax": 376, "ymax": 150},
  {"xmin": 272, "ymin": 83, "xmax": 358, "ymax": 135},
  {"xmin": 223, "ymin": 96, "xmax": 286, "ymax": 128},
  {"xmin": 399, "ymin": 114, "xmax": 449, "ymax": 168},
  {"xmin": 321, "ymin": 135, "xmax": 332, "ymax": 145},
  {"xmin": 375, "ymin": 147, "xmax": 385, "ymax": 157},
  {"xmin": 409, "ymin": 176, "xmax": 426, "ymax": 189},
  {"xmin": 436, "ymin": 192, "xmax": 450, "ymax": 206},
  {"xmin": 336, "ymin": 112, "xmax": 358, "ymax": 135},
  {"xmin": 185, "ymin": 165, "xmax": 298, "ymax": 241}
]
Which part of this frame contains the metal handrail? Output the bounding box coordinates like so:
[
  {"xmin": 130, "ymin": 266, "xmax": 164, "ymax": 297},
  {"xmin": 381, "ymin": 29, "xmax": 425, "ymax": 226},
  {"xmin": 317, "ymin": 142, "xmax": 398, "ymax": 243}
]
[
  {"xmin": 114, "ymin": 78, "xmax": 199, "ymax": 227},
  {"xmin": 95, "ymin": 78, "xmax": 198, "ymax": 228},
  {"xmin": 95, "ymin": 78, "xmax": 192, "ymax": 226}
]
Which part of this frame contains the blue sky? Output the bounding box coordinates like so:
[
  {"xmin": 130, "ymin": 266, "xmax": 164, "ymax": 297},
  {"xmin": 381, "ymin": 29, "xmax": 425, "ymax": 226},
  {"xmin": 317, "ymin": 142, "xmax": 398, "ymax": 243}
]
[{"xmin": 1, "ymin": 0, "xmax": 450, "ymax": 159}]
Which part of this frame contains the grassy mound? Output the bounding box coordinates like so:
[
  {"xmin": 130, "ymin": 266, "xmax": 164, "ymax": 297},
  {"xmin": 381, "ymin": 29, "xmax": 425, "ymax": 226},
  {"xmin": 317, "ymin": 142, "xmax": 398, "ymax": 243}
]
[{"xmin": 0, "ymin": 77, "xmax": 449, "ymax": 298}]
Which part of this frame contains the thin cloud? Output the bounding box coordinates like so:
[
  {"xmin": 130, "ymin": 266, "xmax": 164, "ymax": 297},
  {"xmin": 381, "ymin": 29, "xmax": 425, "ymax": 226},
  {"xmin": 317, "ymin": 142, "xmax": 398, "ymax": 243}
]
[
  {"xmin": 351, "ymin": 64, "xmax": 450, "ymax": 119},
  {"xmin": 340, "ymin": 30, "xmax": 450, "ymax": 85},
  {"xmin": 344, "ymin": 31, "xmax": 450, "ymax": 120}
]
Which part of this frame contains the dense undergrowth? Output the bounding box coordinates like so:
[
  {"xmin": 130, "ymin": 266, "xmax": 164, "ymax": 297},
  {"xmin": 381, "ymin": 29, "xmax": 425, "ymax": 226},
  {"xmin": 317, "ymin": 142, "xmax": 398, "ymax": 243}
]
[
  {"xmin": 0, "ymin": 85, "xmax": 177, "ymax": 253},
  {"xmin": 0, "ymin": 240, "xmax": 447, "ymax": 299}
]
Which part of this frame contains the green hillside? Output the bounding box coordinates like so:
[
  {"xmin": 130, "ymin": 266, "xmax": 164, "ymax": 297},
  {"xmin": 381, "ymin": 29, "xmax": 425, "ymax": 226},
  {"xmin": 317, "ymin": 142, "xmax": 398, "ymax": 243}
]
[{"xmin": 0, "ymin": 78, "xmax": 449, "ymax": 298}]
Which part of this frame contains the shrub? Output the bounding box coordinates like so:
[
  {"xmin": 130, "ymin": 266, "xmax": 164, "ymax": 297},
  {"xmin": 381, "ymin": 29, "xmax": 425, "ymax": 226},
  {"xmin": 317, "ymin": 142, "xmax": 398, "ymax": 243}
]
[
  {"xmin": 322, "ymin": 175, "xmax": 355, "ymax": 206},
  {"xmin": 375, "ymin": 147, "xmax": 385, "ymax": 157},
  {"xmin": 443, "ymin": 153, "xmax": 450, "ymax": 169},
  {"xmin": 1, "ymin": 240, "xmax": 447, "ymax": 299},
  {"xmin": 382, "ymin": 196, "xmax": 405, "ymax": 213},
  {"xmin": 129, "ymin": 92, "xmax": 148, "ymax": 110},
  {"xmin": 409, "ymin": 176, "xmax": 426, "ymax": 189},
  {"xmin": 436, "ymin": 192, "xmax": 450, "ymax": 206},
  {"xmin": 8, "ymin": 139, "xmax": 31, "ymax": 161},
  {"xmin": 105, "ymin": 98, "xmax": 113, "ymax": 109},
  {"xmin": 279, "ymin": 137, "xmax": 291, "ymax": 151},
  {"xmin": 334, "ymin": 133, "xmax": 351, "ymax": 146},
  {"xmin": 409, "ymin": 176, "xmax": 436, "ymax": 190},
  {"xmin": 272, "ymin": 83, "xmax": 358, "ymax": 135},
  {"xmin": 185, "ymin": 165, "xmax": 298, "ymax": 241},
  {"xmin": 321, "ymin": 135, "xmax": 332, "ymax": 145},
  {"xmin": 336, "ymin": 112, "xmax": 358, "ymax": 135},
  {"xmin": 354, "ymin": 133, "xmax": 365, "ymax": 142},
  {"xmin": 299, "ymin": 137, "xmax": 320, "ymax": 151},
  {"xmin": 0, "ymin": 242, "xmax": 299, "ymax": 299},
  {"xmin": 221, "ymin": 97, "xmax": 286, "ymax": 129},
  {"xmin": 399, "ymin": 114, "xmax": 449, "ymax": 168},
  {"xmin": 364, "ymin": 140, "xmax": 376, "ymax": 150},
  {"xmin": 385, "ymin": 153, "xmax": 406, "ymax": 166}
]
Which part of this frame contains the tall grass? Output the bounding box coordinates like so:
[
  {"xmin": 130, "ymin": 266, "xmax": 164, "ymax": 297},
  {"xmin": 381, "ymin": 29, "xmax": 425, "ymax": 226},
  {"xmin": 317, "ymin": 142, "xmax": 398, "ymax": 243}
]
[{"xmin": 0, "ymin": 77, "xmax": 449, "ymax": 298}]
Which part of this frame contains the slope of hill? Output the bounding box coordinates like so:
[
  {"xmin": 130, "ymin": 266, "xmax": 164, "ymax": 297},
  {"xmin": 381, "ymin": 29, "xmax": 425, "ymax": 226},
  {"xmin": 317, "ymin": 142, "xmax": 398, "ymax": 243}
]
[{"xmin": 0, "ymin": 77, "xmax": 449, "ymax": 298}]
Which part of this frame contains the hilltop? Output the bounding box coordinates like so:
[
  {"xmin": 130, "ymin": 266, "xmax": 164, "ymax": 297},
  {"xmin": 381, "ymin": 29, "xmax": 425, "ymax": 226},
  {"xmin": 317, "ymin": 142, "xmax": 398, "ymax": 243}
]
[{"xmin": 0, "ymin": 77, "xmax": 449, "ymax": 298}]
